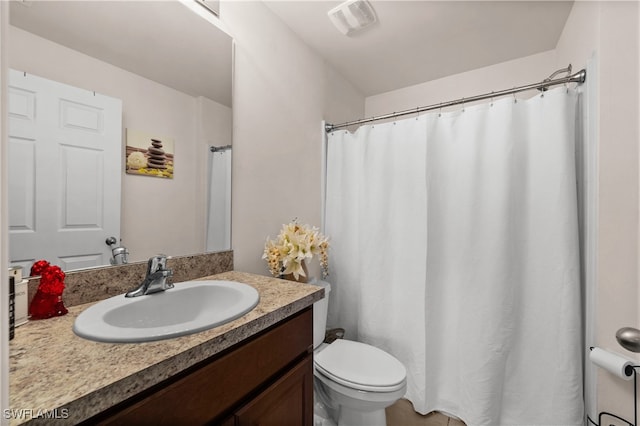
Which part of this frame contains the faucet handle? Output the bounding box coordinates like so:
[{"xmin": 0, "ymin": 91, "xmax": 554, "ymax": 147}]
[{"xmin": 147, "ymin": 254, "xmax": 168, "ymax": 274}]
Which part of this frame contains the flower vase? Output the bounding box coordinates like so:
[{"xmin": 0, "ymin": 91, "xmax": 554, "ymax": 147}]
[
  {"xmin": 29, "ymin": 290, "xmax": 68, "ymax": 320},
  {"xmin": 282, "ymin": 260, "xmax": 309, "ymax": 283}
]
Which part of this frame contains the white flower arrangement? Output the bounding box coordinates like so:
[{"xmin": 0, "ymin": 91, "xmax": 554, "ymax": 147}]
[{"xmin": 262, "ymin": 221, "xmax": 329, "ymax": 281}]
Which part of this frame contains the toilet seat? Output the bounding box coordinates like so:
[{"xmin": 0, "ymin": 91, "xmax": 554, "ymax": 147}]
[{"xmin": 314, "ymin": 339, "xmax": 406, "ymax": 392}]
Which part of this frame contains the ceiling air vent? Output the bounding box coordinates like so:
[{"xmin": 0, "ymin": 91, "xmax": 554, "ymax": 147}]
[{"xmin": 328, "ymin": 0, "xmax": 377, "ymax": 36}]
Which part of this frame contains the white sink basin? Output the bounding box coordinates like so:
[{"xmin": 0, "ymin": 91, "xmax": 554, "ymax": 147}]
[{"xmin": 73, "ymin": 280, "xmax": 259, "ymax": 343}]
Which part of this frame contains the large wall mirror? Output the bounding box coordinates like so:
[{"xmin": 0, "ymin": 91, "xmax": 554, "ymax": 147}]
[{"xmin": 7, "ymin": 0, "xmax": 233, "ymax": 274}]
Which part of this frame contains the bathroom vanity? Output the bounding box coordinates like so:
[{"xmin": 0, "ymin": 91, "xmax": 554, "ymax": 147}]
[{"xmin": 9, "ymin": 271, "xmax": 323, "ymax": 425}]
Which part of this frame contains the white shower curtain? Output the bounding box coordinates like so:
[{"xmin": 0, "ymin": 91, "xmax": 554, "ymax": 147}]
[
  {"xmin": 325, "ymin": 88, "xmax": 583, "ymax": 425},
  {"xmin": 206, "ymin": 147, "xmax": 232, "ymax": 252}
]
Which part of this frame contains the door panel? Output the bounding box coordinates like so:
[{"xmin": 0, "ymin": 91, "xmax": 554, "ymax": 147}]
[{"xmin": 8, "ymin": 70, "xmax": 122, "ymax": 272}]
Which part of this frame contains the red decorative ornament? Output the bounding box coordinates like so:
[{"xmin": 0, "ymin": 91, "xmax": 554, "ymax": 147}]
[
  {"xmin": 30, "ymin": 260, "xmax": 50, "ymax": 277},
  {"xmin": 39, "ymin": 266, "xmax": 66, "ymax": 295},
  {"xmin": 29, "ymin": 260, "xmax": 68, "ymax": 320}
]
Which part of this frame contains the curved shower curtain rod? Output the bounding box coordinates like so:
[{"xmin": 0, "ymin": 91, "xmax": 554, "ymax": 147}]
[{"xmin": 324, "ymin": 64, "xmax": 587, "ymax": 132}]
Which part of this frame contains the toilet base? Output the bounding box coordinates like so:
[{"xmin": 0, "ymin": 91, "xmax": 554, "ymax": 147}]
[
  {"xmin": 314, "ymin": 393, "xmax": 338, "ymax": 426},
  {"xmin": 315, "ymin": 372, "xmax": 401, "ymax": 426},
  {"xmin": 313, "ymin": 377, "xmax": 396, "ymax": 426},
  {"xmin": 338, "ymin": 406, "xmax": 387, "ymax": 426}
]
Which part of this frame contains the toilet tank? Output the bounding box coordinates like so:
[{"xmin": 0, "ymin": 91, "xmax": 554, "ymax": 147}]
[{"xmin": 313, "ymin": 280, "xmax": 331, "ymax": 349}]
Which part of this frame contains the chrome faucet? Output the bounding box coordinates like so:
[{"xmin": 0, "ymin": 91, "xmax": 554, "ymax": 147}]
[
  {"xmin": 125, "ymin": 255, "xmax": 174, "ymax": 297},
  {"xmin": 106, "ymin": 236, "xmax": 129, "ymax": 265}
]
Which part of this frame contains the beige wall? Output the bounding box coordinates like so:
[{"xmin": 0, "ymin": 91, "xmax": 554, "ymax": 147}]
[
  {"xmin": 8, "ymin": 26, "xmax": 232, "ymax": 263},
  {"xmin": 365, "ymin": 50, "xmax": 557, "ymax": 117},
  {"xmin": 221, "ymin": 1, "xmax": 364, "ymax": 277},
  {"xmin": 365, "ymin": 0, "xmax": 640, "ymax": 420},
  {"xmin": 558, "ymin": 1, "xmax": 640, "ymax": 420}
]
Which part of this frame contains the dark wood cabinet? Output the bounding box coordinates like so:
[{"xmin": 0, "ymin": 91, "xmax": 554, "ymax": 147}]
[
  {"xmin": 234, "ymin": 355, "xmax": 313, "ymax": 426},
  {"xmin": 86, "ymin": 307, "xmax": 313, "ymax": 426}
]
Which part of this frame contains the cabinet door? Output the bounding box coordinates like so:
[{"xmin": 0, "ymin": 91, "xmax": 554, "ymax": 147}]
[
  {"xmin": 234, "ymin": 355, "xmax": 313, "ymax": 426},
  {"xmin": 89, "ymin": 309, "xmax": 313, "ymax": 426}
]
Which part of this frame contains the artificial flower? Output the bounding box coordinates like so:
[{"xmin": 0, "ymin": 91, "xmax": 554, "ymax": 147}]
[{"xmin": 262, "ymin": 220, "xmax": 329, "ymax": 280}]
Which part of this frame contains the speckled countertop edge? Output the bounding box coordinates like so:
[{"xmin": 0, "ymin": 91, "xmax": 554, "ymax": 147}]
[{"xmin": 9, "ymin": 271, "xmax": 324, "ymax": 425}]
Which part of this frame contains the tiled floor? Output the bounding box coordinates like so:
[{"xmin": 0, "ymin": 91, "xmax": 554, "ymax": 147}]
[{"xmin": 386, "ymin": 399, "xmax": 466, "ymax": 426}]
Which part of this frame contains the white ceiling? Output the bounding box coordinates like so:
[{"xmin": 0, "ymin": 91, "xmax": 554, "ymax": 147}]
[
  {"xmin": 9, "ymin": 0, "xmax": 233, "ymax": 106},
  {"xmin": 263, "ymin": 0, "xmax": 574, "ymax": 96},
  {"xmin": 8, "ymin": 1, "xmax": 573, "ymax": 103}
]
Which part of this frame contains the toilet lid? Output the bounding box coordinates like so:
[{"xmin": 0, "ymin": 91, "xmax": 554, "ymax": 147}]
[{"xmin": 314, "ymin": 339, "xmax": 406, "ymax": 391}]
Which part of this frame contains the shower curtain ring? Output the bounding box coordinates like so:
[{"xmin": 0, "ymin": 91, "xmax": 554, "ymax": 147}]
[
  {"xmin": 490, "ymin": 91, "xmax": 494, "ymax": 107},
  {"xmin": 513, "ymin": 91, "xmax": 518, "ymax": 103},
  {"xmin": 438, "ymin": 103, "xmax": 443, "ymax": 117},
  {"xmin": 462, "ymin": 97, "xmax": 465, "ymax": 112}
]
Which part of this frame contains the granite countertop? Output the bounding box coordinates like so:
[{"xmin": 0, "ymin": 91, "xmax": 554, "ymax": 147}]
[{"xmin": 9, "ymin": 271, "xmax": 324, "ymax": 425}]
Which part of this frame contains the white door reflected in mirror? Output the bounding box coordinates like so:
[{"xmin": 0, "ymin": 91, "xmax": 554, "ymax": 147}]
[{"xmin": 8, "ymin": 70, "xmax": 122, "ymax": 273}]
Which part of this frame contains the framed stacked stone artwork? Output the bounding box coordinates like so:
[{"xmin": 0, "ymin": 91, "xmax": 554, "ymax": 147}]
[{"xmin": 125, "ymin": 129, "xmax": 174, "ymax": 179}]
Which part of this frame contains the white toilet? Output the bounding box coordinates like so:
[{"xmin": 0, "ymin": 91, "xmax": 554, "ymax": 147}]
[{"xmin": 313, "ymin": 282, "xmax": 407, "ymax": 426}]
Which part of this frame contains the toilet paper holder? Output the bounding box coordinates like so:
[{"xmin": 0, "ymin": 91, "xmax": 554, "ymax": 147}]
[{"xmin": 588, "ymin": 346, "xmax": 639, "ymax": 426}]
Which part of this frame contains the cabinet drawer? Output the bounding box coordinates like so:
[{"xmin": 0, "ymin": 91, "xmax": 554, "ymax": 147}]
[{"xmin": 94, "ymin": 307, "xmax": 313, "ymax": 425}]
